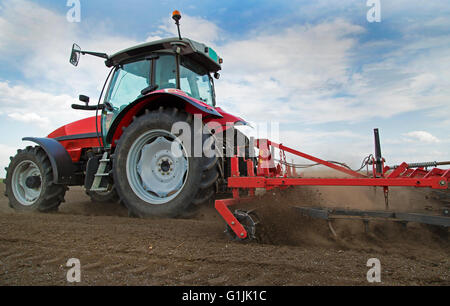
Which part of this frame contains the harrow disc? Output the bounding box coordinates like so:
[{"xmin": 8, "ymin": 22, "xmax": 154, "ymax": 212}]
[{"xmin": 225, "ymin": 210, "xmax": 260, "ymax": 241}]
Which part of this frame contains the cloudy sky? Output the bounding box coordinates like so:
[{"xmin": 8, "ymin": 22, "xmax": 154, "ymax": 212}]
[{"xmin": 0, "ymin": 0, "xmax": 449, "ymax": 177}]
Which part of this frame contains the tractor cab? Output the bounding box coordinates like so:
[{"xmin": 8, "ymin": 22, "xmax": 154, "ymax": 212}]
[
  {"xmin": 102, "ymin": 37, "xmax": 222, "ymax": 133},
  {"xmin": 69, "ymin": 35, "xmax": 224, "ymax": 146}
]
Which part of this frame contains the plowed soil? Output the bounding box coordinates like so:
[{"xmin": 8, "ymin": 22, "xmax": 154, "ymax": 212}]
[{"xmin": 0, "ymin": 184, "xmax": 448, "ymax": 286}]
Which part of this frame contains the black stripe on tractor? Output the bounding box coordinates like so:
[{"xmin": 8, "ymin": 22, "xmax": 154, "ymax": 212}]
[{"xmin": 53, "ymin": 133, "xmax": 98, "ymax": 142}]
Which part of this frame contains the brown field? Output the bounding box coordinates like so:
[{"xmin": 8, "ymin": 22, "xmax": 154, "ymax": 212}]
[{"xmin": 0, "ymin": 184, "xmax": 448, "ymax": 286}]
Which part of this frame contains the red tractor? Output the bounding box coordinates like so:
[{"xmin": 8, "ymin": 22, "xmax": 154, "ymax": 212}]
[
  {"xmin": 4, "ymin": 11, "xmax": 250, "ymax": 218},
  {"xmin": 4, "ymin": 11, "xmax": 449, "ymax": 240}
]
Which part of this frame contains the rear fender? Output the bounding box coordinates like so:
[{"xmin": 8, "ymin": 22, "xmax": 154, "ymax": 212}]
[
  {"xmin": 206, "ymin": 106, "xmax": 249, "ymax": 134},
  {"xmin": 23, "ymin": 137, "xmax": 76, "ymax": 185},
  {"xmin": 106, "ymin": 90, "xmax": 223, "ymax": 145}
]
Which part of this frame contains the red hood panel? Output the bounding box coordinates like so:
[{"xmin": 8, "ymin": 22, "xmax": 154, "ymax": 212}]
[{"xmin": 47, "ymin": 116, "xmax": 100, "ymax": 139}]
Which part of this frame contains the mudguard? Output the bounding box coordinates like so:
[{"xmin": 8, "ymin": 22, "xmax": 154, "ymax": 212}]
[
  {"xmin": 106, "ymin": 90, "xmax": 223, "ymax": 145},
  {"xmin": 23, "ymin": 137, "xmax": 75, "ymax": 185}
]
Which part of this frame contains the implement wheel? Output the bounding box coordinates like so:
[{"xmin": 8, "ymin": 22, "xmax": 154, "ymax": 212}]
[{"xmin": 225, "ymin": 210, "xmax": 260, "ymax": 241}]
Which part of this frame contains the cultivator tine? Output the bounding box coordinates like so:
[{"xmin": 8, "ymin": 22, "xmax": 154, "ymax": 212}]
[
  {"xmin": 246, "ymin": 208, "xmax": 257, "ymax": 214},
  {"xmin": 383, "ymin": 186, "xmax": 389, "ymax": 210},
  {"xmin": 328, "ymin": 221, "xmax": 337, "ymax": 238}
]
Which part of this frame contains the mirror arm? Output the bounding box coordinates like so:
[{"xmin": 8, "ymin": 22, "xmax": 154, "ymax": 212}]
[
  {"xmin": 72, "ymin": 104, "xmax": 106, "ymax": 111},
  {"xmin": 79, "ymin": 51, "xmax": 109, "ymax": 59}
]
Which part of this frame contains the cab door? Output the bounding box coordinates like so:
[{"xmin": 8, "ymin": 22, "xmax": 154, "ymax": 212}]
[{"xmin": 102, "ymin": 59, "xmax": 152, "ymax": 146}]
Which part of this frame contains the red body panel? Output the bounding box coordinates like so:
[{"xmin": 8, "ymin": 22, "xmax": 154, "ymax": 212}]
[
  {"xmin": 47, "ymin": 116, "xmax": 101, "ymax": 162},
  {"xmin": 47, "ymin": 116, "xmax": 100, "ymax": 138}
]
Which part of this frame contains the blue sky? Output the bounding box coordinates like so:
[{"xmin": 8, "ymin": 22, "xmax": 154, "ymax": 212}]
[{"xmin": 0, "ymin": 0, "xmax": 449, "ymax": 177}]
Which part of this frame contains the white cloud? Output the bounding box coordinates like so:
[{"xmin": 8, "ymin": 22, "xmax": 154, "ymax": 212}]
[
  {"xmin": 149, "ymin": 14, "xmax": 222, "ymax": 45},
  {"xmin": 0, "ymin": 0, "xmax": 138, "ymax": 94},
  {"xmin": 213, "ymin": 19, "xmax": 367, "ymax": 124},
  {"xmin": 0, "ymin": 143, "xmax": 17, "ymax": 178},
  {"xmin": 0, "ymin": 81, "xmax": 86, "ymax": 132},
  {"xmin": 404, "ymin": 131, "xmax": 440, "ymax": 143},
  {"xmin": 0, "ymin": 0, "xmax": 140, "ymax": 131},
  {"xmin": 212, "ymin": 18, "xmax": 450, "ymax": 126},
  {"xmin": 8, "ymin": 112, "xmax": 50, "ymax": 129}
]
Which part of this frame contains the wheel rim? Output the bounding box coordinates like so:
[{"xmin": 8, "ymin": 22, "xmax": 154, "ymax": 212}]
[
  {"xmin": 11, "ymin": 160, "xmax": 42, "ymax": 206},
  {"xmin": 126, "ymin": 129, "xmax": 189, "ymax": 205}
]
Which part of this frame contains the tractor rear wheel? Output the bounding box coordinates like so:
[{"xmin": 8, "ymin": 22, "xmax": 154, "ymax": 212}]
[
  {"xmin": 4, "ymin": 146, "xmax": 66, "ymax": 212},
  {"xmin": 112, "ymin": 108, "xmax": 219, "ymax": 218}
]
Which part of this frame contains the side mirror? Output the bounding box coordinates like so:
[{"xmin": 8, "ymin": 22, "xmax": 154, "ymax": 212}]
[
  {"xmin": 70, "ymin": 43, "xmax": 81, "ymax": 66},
  {"xmin": 79, "ymin": 95, "xmax": 90, "ymax": 105}
]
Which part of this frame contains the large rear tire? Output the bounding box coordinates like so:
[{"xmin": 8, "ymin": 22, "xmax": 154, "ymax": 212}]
[
  {"xmin": 112, "ymin": 108, "xmax": 219, "ymax": 218},
  {"xmin": 4, "ymin": 146, "xmax": 66, "ymax": 212}
]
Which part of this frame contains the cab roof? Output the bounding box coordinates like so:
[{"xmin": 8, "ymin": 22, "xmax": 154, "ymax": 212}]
[{"xmin": 105, "ymin": 37, "xmax": 222, "ymax": 72}]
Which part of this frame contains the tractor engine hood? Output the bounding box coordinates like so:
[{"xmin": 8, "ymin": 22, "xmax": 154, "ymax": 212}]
[{"xmin": 47, "ymin": 116, "xmax": 99, "ymax": 141}]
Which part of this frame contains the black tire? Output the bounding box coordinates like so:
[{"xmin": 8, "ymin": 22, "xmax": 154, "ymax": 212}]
[
  {"xmin": 4, "ymin": 146, "xmax": 66, "ymax": 212},
  {"xmin": 112, "ymin": 107, "xmax": 219, "ymax": 218},
  {"xmin": 224, "ymin": 128, "xmax": 256, "ymax": 177},
  {"xmin": 86, "ymin": 187, "xmax": 119, "ymax": 203},
  {"xmin": 223, "ymin": 128, "xmax": 256, "ymax": 197}
]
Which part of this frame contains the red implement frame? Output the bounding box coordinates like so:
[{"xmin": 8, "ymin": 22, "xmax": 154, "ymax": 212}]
[{"xmin": 215, "ymin": 139, "xmax": 450, "ymax": 239}]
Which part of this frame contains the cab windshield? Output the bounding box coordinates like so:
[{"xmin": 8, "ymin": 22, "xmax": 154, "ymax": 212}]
[
  {"xmin": 155, "ymin": 54, "xmax": 215, "ymax": 106},
  {"xmin": 179, "ymin": 56, "xmax": 215, "ymax": 106},
  {"xmin": 105, "ymin": 59, "xmax": 150, "ymax": 112},
  {"xmin": 102, "ymin": 54, "xmax": 215, "ymax": 143},
  {"xmin": 105, "ymin": 54, "xmax": 215, "ymax": 109}
]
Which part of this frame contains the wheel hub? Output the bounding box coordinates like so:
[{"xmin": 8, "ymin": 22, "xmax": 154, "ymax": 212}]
[
  {"xmin": 127, "ymin": 131, "xmax": 189, "ymax": 204},
  {"xmin": 11, "ymin": 160, "xmax": 42, "ymax": 206},
  {"xmin": 25, "ymin": 175, "xmax": 41, "ymax": 189},
  {"xmin": 160, "ymin": 159, "xmax": 171, "ymax": 173}
]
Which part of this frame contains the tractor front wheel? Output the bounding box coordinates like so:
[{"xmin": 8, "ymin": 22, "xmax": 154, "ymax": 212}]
[{"xmin": 4, "ymin": 146, "xmax": 66, "ymax": 212}]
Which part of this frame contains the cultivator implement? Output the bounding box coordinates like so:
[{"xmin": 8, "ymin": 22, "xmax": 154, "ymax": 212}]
[{"xmin": 215, "ymin": 129, "xmax": 450, "ymax": 240}]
